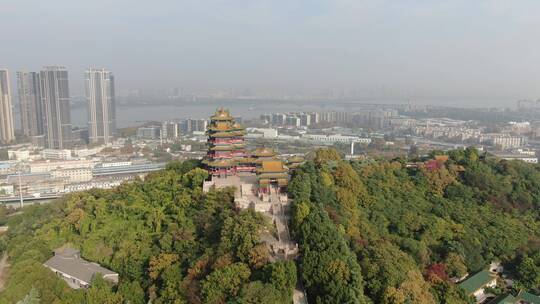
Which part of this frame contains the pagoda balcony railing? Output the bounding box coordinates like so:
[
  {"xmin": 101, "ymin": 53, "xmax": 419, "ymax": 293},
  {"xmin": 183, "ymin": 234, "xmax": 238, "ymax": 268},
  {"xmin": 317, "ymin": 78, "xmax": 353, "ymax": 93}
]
[
  {"xmin": 209, "ymin": 154, "xmax": 233, "ymax": 159},
  {"xmin": 209, "ymin": 152, "xmax": 246, "ymax": 158},
  {"xmin": 237, "ymin": 166, "xmax": 256, "ymax": 172},
  {"xmin": 210, "ymin": 168, "xmax": 236, "ymax": 175},
  {"xmin": 210, "ymin": 138, "xmax": 245, "ymax": 144}
]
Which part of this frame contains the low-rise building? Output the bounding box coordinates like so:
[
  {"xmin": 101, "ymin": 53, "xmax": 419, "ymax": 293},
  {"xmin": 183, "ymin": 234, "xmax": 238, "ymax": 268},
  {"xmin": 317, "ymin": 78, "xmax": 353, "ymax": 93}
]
[
  {"xmin": 26, "ymin": 178, "xmax": 65, "ymax": 194},
  {"xmin": 42, "ymin": 149, "xmax": 72, "ymax": 160},
  {"xmin": 6, "ymin": 172, "xmax": 50, "ymax": 184},
  {"xmin": 0, "ymin": 161, "xmax": 16, "ymax": 175},
  {"xmin": 490, "ymin": 290, "xmax": 540, "ymax": 304},
  {"xmin": 178, "ymin": 118, "xmax": 208, "ymax": 134},
  {"xmin": 8, "ymin": 149, "xmax": 30, "ymax": 160},
  {"xmin": 100, "ymin": 161, "xmax": 132, "ymax": 168},
  {"xmin": 51, "ymin": 167, "xmax": 93, "ymax": 183},
  {"xmin": 246, "ymin": 128, "xmax": 278, "ymax": 139},
  {"xmin": 73, "ymin": 147, "xmax": 104, "ymax": 158},
  {"xmin": 494, "ymin": 154, "xmax": 538, "ymax": 164},
  {"xmin": 0, "ymin": 184, "xmax": 14, "ymax": 196},
  {"xmin": 30, "ymin": 160, "xmax": 94, "ymax": 173},
  {"xmin": 137, "ymin": 126, "xmax": 161, "ymax": 139},
  {"xmin": 481, "ymin": 134, "xmax": 527, "ymax": 150},
  {"xmin": 44, "ymin": 247, "xmax": 118, "ymax": 289},
  {"xmin": 64, "ymin": 179, "xmax": 125, "ymax": 193},
  {"xmin": 459, "ymin": 270, "xmax": 497, "ymax": 303},
  {"xmin": 302, "ymin": 133, "xmax": 371, "ymax": 144}
]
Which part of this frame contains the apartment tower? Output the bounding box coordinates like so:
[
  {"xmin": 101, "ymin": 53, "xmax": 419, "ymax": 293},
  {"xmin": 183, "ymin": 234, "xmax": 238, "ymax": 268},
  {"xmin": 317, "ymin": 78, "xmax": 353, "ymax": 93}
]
[
  {"xmin": 17, "ymin": 71, "xmax": 44, "ymax": 142},
  {"xmin": 0, "ymin": 69, "xmax": 15, "ymax": 144},
  {"xmin": 85, "ymin": 68, "xmax": 116, "ymax": 144},
  {"xmin": 40, "ymin": 66, "xmax": 72, "ymax": 149}
]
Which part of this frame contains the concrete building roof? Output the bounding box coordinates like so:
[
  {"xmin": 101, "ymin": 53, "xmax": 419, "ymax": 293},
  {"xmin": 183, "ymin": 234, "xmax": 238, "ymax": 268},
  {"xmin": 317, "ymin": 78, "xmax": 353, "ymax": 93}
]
[{"xmin": 44, "ymin": 247, "xmax": 117, "ymax": 285}]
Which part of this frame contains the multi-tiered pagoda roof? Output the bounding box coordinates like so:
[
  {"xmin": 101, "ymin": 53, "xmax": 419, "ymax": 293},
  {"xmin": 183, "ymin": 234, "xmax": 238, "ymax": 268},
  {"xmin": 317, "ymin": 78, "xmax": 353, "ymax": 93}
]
[
  {"xmin": 204, "ymin": 108, "xmax": 251, "ymax": 176},
  {"xmin": 204, "ymin": 109, "xmax": 290, "ymax": 192}
]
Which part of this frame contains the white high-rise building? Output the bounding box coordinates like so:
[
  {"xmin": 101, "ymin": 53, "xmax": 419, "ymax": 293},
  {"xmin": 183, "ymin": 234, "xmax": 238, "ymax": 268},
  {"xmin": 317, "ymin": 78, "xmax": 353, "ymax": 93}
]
[
  {"xmin": 17, "ymin": 71, "xmax": 44, "ymax": 140},
  {"xmin": 0, "ymin": 69, "xmax": 15, "ymax": 144},
  {"xmin": 85, "ymin": 68, "xmax": 116, "ymax": 144},
  {"xmin": 40, "ymin": 66, "xmax": 73, "ymax": 149}
]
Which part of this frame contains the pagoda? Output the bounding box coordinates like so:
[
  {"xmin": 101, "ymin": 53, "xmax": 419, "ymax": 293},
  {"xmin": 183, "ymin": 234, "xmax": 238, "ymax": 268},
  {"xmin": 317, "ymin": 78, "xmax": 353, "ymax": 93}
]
[
  {"xmin": 257, "ymin": 160, "xmax": 289, "ymax": 193},
  {"xmin": 204, "ymin": 108, "xmax": 252, "ymax": 176}
]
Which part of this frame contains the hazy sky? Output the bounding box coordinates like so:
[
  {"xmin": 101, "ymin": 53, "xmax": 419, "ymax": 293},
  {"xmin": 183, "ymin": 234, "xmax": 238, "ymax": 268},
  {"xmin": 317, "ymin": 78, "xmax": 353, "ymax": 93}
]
[{"xmin": 1, "ymin": 0, "xmax": 540, "ymax": 100}]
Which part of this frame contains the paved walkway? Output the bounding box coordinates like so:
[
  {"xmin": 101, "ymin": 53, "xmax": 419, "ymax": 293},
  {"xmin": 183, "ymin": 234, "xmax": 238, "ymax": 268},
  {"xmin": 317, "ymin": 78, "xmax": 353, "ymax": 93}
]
[
  {"xmin": 265, "ymin": 189, "xmax": 307, "ymax": 304},
  {"xmin": 293, "ymin": 286, "xmax": 308, "ymax": 304}
]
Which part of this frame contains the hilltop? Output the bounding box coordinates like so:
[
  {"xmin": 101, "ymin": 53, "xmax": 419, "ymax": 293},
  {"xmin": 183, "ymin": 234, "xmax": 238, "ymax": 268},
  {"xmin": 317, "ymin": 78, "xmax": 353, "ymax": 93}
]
[{"xmin": 0, "ymin": 148, "xmax": 538, "ymax": 303}]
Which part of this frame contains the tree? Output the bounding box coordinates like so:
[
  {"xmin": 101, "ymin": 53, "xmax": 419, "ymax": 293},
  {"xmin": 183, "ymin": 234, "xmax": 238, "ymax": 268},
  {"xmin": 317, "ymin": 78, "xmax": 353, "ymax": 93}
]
[
  {"xmin": 181, "ymin": 168, "xmax": 209, "ymax": 188},
  {"xmin": 248, "ymin": 244, "xmax": 269, "ymax": 269},
  {"xmin": 201, "ymin": 263, "xmax": 251, "ymax": 304},
  {"xmin": 219, "ymin": 210, "xmax": 265, "ymax": 263},
  {"xmin": 382, "ymin": 271, "xmax": 435, "ymax": 304},
  {"xmin": 238, "ymin": 281, "xmax": 282, "ymax": 304},
  {"xmin": 3, "ymin": 154, "xmax": 539, "ymax": 304},
  {"xmin": 148, "ymin": 253, "xmax": 179, "ymax": 280},
  {"xmin": 117, "ymin": 281, "xmax": 146, "ymax": 304},
  {"xmin": 297, "ymin": 207, "xmax": 367, "ymax": 304},
  {"xmin": 314, "ymin": 148, "xmax": 342, "ymax": 165},
  {"xmin": 85, "ymin": 276, "xmax": 123, "ymax": 304},
  {"xmin": 264, "ymin": 261, "xmax": 297, "ymax": 300},
  {"xmin": 445, "ymin": 253, "xmax": 467, "ymax": 279},
  {"xmin": 425, "ymin": 263, "xmax": 448, "ymax": 283},
  {"xmin": 516, "ymin": 256, "xmax": 540, "ymax": 290},
  {"xmin": 430, "ymin": 281, "xmax": 472, "ymax": 304}
]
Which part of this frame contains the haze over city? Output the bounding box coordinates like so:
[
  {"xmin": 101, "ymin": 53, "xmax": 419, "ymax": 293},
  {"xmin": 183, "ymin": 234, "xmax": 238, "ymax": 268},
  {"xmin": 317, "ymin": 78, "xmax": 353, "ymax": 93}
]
[
  {"xmin": 2, "ymin": 0, "xmax": 540, "ymax": 102},
  {"xmin": 3, "ymin": 1, "xmax": 540, "ymax": 304}
]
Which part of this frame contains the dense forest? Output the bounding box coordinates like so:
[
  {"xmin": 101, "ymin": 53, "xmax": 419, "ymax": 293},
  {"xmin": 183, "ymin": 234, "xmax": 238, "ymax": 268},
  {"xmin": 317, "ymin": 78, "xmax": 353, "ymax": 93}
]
[
  {"xmin": 289, "ymin": 148, "xmax": 540, "ymax": 303},
  {"xmin": 0, "ymin": 160, "xmax": 296, "ymax": 303},
  {"xmin": 0, "ymin": 148, "xmax": 539, "ymax": 303}
]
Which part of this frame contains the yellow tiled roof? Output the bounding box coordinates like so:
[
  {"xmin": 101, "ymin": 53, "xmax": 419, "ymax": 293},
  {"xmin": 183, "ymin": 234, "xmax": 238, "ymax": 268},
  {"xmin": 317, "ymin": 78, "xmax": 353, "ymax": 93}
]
[
  {"xmin": 261, "ymin": 160, "xmax": 285, "ymax": 172},
  {"xmin": 252, "ymin": 147, "xmax": 276, "ymax": 157}
]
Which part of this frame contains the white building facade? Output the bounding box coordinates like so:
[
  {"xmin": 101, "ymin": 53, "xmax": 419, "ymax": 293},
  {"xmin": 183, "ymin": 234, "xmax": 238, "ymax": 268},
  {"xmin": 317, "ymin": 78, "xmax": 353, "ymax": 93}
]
[{"xmin": 85, "ymin": 68, "xmax": 116, "ymax": 144}]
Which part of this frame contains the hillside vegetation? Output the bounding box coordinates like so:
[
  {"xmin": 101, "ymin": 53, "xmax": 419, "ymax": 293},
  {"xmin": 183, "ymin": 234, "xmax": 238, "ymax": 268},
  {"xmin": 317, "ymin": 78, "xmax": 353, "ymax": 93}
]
[
  {"xmin": 0, "ymin": 160, "xmax": 296, "ymax": 303},
  {"xmin": 1, "ymin": 149, "xmax": 539, "ymax": 303},
  {"xmin": 289, "ymin": 148, "xmax": 540, "ymax": 303}
]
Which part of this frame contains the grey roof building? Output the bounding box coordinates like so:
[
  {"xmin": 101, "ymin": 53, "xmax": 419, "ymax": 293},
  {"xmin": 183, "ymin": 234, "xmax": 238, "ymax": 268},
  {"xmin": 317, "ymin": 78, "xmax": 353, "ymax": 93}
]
[{"xmin": 43, "ymin": 247, "xmax": 118, "ymax": 289}]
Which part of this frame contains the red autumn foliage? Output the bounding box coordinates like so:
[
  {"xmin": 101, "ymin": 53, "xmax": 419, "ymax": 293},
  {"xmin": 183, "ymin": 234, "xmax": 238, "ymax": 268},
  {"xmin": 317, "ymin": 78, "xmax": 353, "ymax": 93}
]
[{"xmin": 425, "ymin": 263, "xmax": 448, "ymax": 282}]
